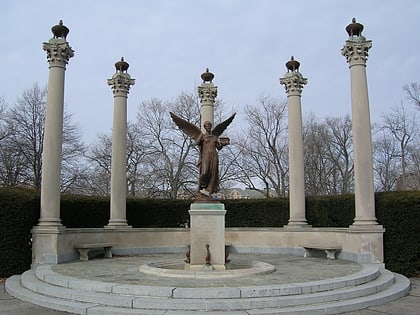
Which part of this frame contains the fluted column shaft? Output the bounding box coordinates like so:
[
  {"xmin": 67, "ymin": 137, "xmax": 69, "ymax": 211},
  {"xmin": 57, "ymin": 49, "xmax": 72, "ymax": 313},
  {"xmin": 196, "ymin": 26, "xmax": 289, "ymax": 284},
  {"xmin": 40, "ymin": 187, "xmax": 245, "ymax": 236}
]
[
  {"xmin": 342, "ymin": 37, "xmax": 378, "ymax": 226},
  {"xmin": 280, "ymin": 71, "xmax": 308, "ymax": 226},
  {"xmin": 107, "ymin": 69, "xmax": 135, "ymax": 227},
  {"xmin": 38, "ymin": 38, "xmax": 73, "ymax": 226}
]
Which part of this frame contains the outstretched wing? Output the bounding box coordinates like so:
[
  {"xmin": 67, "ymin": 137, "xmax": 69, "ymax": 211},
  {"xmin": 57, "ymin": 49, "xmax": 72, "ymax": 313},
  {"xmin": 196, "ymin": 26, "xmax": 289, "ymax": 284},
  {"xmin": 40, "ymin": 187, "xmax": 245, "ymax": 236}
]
[
  {"xmin": 170, "ymin": 112, "xmax": 202, "ymax": 141},
  {"xmin": 212, "ymin": 113, "xmax": 236, "ymax": 136}
]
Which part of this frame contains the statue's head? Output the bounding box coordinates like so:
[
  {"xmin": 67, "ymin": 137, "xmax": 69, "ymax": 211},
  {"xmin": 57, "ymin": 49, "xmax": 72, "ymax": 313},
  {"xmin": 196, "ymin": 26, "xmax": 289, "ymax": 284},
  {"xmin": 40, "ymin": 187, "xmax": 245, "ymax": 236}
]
[{"xmin": 203, "ymin": 121, "xmax": 212, "ymax": 131}]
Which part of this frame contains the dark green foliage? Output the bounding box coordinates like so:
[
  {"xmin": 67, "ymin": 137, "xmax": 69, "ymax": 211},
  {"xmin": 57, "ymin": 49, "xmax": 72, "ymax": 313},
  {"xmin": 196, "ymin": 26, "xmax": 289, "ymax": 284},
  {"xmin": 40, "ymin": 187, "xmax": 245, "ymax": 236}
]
[
  {"xmin": 306, "ymin": 194, "xmax": 355, "ymax": 227},
  {"xmin": 0, "ymin": 188, "xmax": 40, "ymax": 277},
  {"xmin": 126, "ymin": 198, "xmax": 190, "ymax": 228},
  {"xmin": 60, "ymin": 194, "xmax": 109, "ymax": 228},
  {"xmin": 224, "ymin": 198, "xmax": 289, "ymax": 227},
  {"xmin": 375, "ymin": 191, "xmax": 420, "ymax": 277},
  {"xmin": 0, "ymin": 188, "xmax": 418, "ymax": 277}
]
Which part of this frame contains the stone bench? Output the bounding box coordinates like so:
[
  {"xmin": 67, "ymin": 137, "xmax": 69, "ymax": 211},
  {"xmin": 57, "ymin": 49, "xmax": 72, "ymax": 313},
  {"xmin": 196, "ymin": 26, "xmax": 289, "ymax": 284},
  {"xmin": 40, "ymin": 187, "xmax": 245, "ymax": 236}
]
[
  {"xmin": 301, "ymin": 244, "xmax": 342, "ymax": 260},
  {"xmin": 74, "ymin": 243, "xmax": 115, "ymax": 261}
]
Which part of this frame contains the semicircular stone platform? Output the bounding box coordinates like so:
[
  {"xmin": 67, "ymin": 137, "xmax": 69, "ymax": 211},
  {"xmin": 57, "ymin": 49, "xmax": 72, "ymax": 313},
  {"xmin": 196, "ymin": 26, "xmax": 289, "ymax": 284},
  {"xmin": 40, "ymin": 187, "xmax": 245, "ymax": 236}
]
[{"xmin": 6, "ymin": 253, "xmax": 410, "ymax": 314}]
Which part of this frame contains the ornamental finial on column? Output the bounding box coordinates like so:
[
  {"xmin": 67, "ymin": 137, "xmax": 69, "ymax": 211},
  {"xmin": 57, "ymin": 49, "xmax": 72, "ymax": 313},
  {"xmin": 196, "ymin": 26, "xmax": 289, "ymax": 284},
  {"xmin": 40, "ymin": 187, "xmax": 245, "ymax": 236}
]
[
  {"xmin": 108, "ymin": 57, "xmax": 135, "ymax": 96},
  {"xmin": 280, "ymin": 57, "xmax": 307, "ymax": 95},
  {"xmin": 286, "ymin": 56, "xmax": 300, "ymax": 72},
  {"xmin": 43, "ymin": 20, "xmax": 74, "ymax": 67},
  {"xmin": 345, "ymin": 18, "xmax": 364, "ymax": 37},
  {"xmin": 342, "ymin": 18, "xmax": 372, "ymax": 65},
  {"xmin": 51, "ymin": 20, "xmax": 69, "ymax": 39},
  {"xmin": 201, "ymin": 68, "xmax": 215, "ymax": 83},
  {"xmin": 115, "ymin": 57, "xmax": 129, "ymax": 73}
]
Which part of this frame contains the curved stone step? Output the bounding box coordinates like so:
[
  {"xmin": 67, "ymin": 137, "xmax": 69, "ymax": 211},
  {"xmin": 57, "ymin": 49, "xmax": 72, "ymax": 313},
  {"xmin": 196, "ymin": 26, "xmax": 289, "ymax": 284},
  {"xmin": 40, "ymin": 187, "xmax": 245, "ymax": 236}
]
[
  {"xmin": 6, "ymin": 271, "xmax": 411, "ymax": 315},
  {"xmin": 5, "ymin": 275, "xmax": 97, "ymax": 315},
  {"xmin": 11, "ymin": 266, "xmax": 408, "ymax": 314},
  {"xmin": 128, "ymin": 270, "xmax": 395, "ymax": 311},
  {"xmin": 35, "ymin": 263, "xmax": 381, "ymax": 299},
  {"xmin": 22, "ymin": 270, "xmax": 138, "ymax": 308},
  {"xmin": 245, "ymin": 273, "xmax": 410, "ymax": 314}
]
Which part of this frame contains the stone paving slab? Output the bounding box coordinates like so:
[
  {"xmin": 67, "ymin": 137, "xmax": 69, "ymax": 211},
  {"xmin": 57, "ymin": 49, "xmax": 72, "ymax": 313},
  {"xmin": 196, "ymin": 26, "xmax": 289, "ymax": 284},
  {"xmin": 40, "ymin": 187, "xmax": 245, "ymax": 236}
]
[{"xmin": 51, "ymin": 253, "xmax": 362, "ymax": 287}]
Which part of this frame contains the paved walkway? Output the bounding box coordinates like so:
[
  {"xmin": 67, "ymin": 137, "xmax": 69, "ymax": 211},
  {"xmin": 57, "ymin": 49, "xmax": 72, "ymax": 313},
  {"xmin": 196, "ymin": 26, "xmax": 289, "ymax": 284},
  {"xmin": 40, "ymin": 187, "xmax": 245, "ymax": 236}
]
[{"xmin": 1, "ymin": 254, "xmax": 419, "ymax": 314}]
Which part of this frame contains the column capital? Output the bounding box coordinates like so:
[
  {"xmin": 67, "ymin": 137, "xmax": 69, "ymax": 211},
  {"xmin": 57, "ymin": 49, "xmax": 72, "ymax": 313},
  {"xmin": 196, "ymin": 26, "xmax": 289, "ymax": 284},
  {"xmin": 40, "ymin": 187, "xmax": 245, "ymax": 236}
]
[
  {"xmin": 198, "ymin": 83, "xmax": 218, "ymax": 103},
  {"xmin": 108, "ymin": 57, "xmax": 135, "ymax": 97},
  {"xmin": 107, "ymin": 72, "xmax": 135, "ymax": 97},
  {"xmin": 280, "ymin": 71, "xmax": 308, "ymax": 96},
  {"xmin": 43, "ymin": 38, "xmax": 74, "ymax": 68},
  {"xmin": 341, "ymin": 38, "xmax": 372, "ymax": 66}
]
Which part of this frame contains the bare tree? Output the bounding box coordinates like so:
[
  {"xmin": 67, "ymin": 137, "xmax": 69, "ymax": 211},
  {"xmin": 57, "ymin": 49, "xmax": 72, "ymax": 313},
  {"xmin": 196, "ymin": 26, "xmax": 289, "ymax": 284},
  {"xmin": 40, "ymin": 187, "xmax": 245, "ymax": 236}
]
[
  {"xmin": 0, "ymin": 97, "xmax": 9, "ymax": 142},
  {"xmin": 373, "ymin": 130, "xmax": 400, "ymax": 191},
  {"xmin": 376, "ymin": 103, "xmax": 419, "ymax": 190},
  {"xmin": 86, "ymin": 133, "xmax": 112, "ymax": 195},
  {"xmin": 406, "ymin": 143, "xmax": 420, "ymax": 189},
  {"xmin": 233, "ymin": 96, "xmax": 289, "ymax": 197},
  {"xmin": 126, "ymin": 122, "xmax": 149, "ymax": 196},
  {"xmin": 303, "ymin": 114, "xmax": 354, "ymax": 196},
  {"xmin": 136, "ymin": 95, "xmax": 200, "ymax": 198},
  {"xmin": 303, "ymin": 115, "xmax": 331, "ymax": 195},
  {"xmin": 6, "ymin": 84, "xmax": 46, "ymax": 188},
  {"xmin": 403, "ymin": 82, "xmax": 420, "ymax": 108},
  {"xmin": 324, "ymin": 115, "xmax": 354, "ymax": 194},
  {"xmin": 1, "ymin": 83, "xmax": 85, "ymax": 190},
  {"xmin": 0, "ymin": 97, "xmax": 27, "ymax": 186},
  {"xmin": 380, "ymin": 104, "xmax": 418, "ymax": 190}
]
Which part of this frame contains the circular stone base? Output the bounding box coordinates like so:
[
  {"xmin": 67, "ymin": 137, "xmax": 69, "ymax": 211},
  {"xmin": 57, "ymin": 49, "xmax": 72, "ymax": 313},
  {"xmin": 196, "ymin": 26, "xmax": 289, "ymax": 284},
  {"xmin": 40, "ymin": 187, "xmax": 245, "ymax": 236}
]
[{"xmin": 139, "ymin": 259, "xmax": 276, "ymax": 279}]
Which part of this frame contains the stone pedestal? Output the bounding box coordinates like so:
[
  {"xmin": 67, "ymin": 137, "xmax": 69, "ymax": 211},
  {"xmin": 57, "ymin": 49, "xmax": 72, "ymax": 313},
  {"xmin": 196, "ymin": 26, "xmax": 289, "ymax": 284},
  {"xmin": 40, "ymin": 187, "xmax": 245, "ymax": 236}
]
[{"xmin": 188, "ymin": 202, "xmax": 226, "ymax": 270}]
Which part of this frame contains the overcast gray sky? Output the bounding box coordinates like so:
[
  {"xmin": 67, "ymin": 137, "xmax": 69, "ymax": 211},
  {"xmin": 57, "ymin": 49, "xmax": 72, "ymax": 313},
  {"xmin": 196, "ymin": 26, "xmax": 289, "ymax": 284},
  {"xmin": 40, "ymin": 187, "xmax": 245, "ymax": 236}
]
[{"xmin": 1, "ymin": 0, "xmax": 419, "ymax": 143}]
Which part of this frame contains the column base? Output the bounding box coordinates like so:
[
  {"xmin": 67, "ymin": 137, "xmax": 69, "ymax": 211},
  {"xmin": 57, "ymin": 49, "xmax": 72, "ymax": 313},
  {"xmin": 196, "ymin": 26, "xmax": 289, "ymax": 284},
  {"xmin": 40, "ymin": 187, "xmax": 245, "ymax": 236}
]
[
  {"xmin": 351, "ymin": 216, "xmax": 381, "ymax": 228},
  {"xmin": 350, "ymin": 222, "xmax": 383, "ymax": 230},
  {"xmin": 285, "ymin": 219, "xmax": 310, "ymax": 228},
  {"xmin": 105, "ymin": 219, "xmax": 131, "ymax": 228},
  {"xmin": 32, "ymin": 225, "xmax": 66, "ymax": 233},
  {"xmin": 37, "ymin": 217, "xmax": 64, "ymax": 228}
]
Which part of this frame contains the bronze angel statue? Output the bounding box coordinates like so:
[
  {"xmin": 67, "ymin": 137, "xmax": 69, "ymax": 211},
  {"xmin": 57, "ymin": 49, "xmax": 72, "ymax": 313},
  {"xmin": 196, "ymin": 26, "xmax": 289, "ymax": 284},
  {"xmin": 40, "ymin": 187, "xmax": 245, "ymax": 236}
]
[{"xmin": 170, "ymin": 112, "xmax": 236, "ymax": 197}]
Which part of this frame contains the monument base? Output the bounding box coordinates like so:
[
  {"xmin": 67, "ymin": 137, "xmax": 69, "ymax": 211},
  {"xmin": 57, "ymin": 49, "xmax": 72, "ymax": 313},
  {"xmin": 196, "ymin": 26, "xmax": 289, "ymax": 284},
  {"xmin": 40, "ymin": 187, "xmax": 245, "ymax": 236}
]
[{"xmin": 189, "ymin": 202, "xmax": 226, "ymax": 268}]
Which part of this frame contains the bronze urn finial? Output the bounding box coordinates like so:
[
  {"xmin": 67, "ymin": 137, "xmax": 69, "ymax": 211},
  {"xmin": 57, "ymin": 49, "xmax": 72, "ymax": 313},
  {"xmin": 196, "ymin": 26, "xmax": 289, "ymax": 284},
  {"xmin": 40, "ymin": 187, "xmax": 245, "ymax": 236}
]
[
  {"xmin": 201, "ymin": 68, "xmax": 214, "ymax": 83},
  {"xmin": 51, "ymin": 20, "xmax": 69, "ymax": 39},
  {"xmin": 346, "ymin": 18, "xmax": 364, "ymax": 37},
  {"xmin": 286, "ymin": 56, "xmax": 300, "ymax": 72},
  {"xmin": 115, "ymin": 57, "xmax": 129, "ymax": 72}
]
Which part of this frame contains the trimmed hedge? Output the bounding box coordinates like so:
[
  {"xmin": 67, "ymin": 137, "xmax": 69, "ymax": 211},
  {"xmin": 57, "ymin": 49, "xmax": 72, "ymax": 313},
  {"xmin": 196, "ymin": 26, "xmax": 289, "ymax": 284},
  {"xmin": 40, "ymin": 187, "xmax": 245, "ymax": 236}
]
[
  {"xmin": 0, "ymin": 187, "xmax": 419, "ymax": 277},
  {"xmin": 0, "ymin": 188, "xmax": 39, "ymax": 277},
  {"xmin": 375, "ymin": 191, "xmax": 420, "ymax": 277},
  {"xmin": 224, "ymin": 198, "xmax": 290, "ymax": 227}
]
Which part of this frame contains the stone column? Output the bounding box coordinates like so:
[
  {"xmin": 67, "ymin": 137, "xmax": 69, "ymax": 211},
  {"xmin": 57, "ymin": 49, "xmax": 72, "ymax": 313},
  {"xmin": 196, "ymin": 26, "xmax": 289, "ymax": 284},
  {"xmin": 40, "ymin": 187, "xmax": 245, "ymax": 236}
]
[
  {"xmin": 342, "ymin": 19, "xmax": 379, "ymax": 227},
  {"xmin": 38, "ymin": 20, "xmax": 74, "ymax": 227},
  {"xmin": 106, "ymin": 58, "xmax": 135, "ymax": 227},
  {"xmin": 280, "ymin": 57, "xmax": 308, "ymax": 227},
  {"xmin": 198, "ymin": 68, "xmax": 217, "ymax": 131}
]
